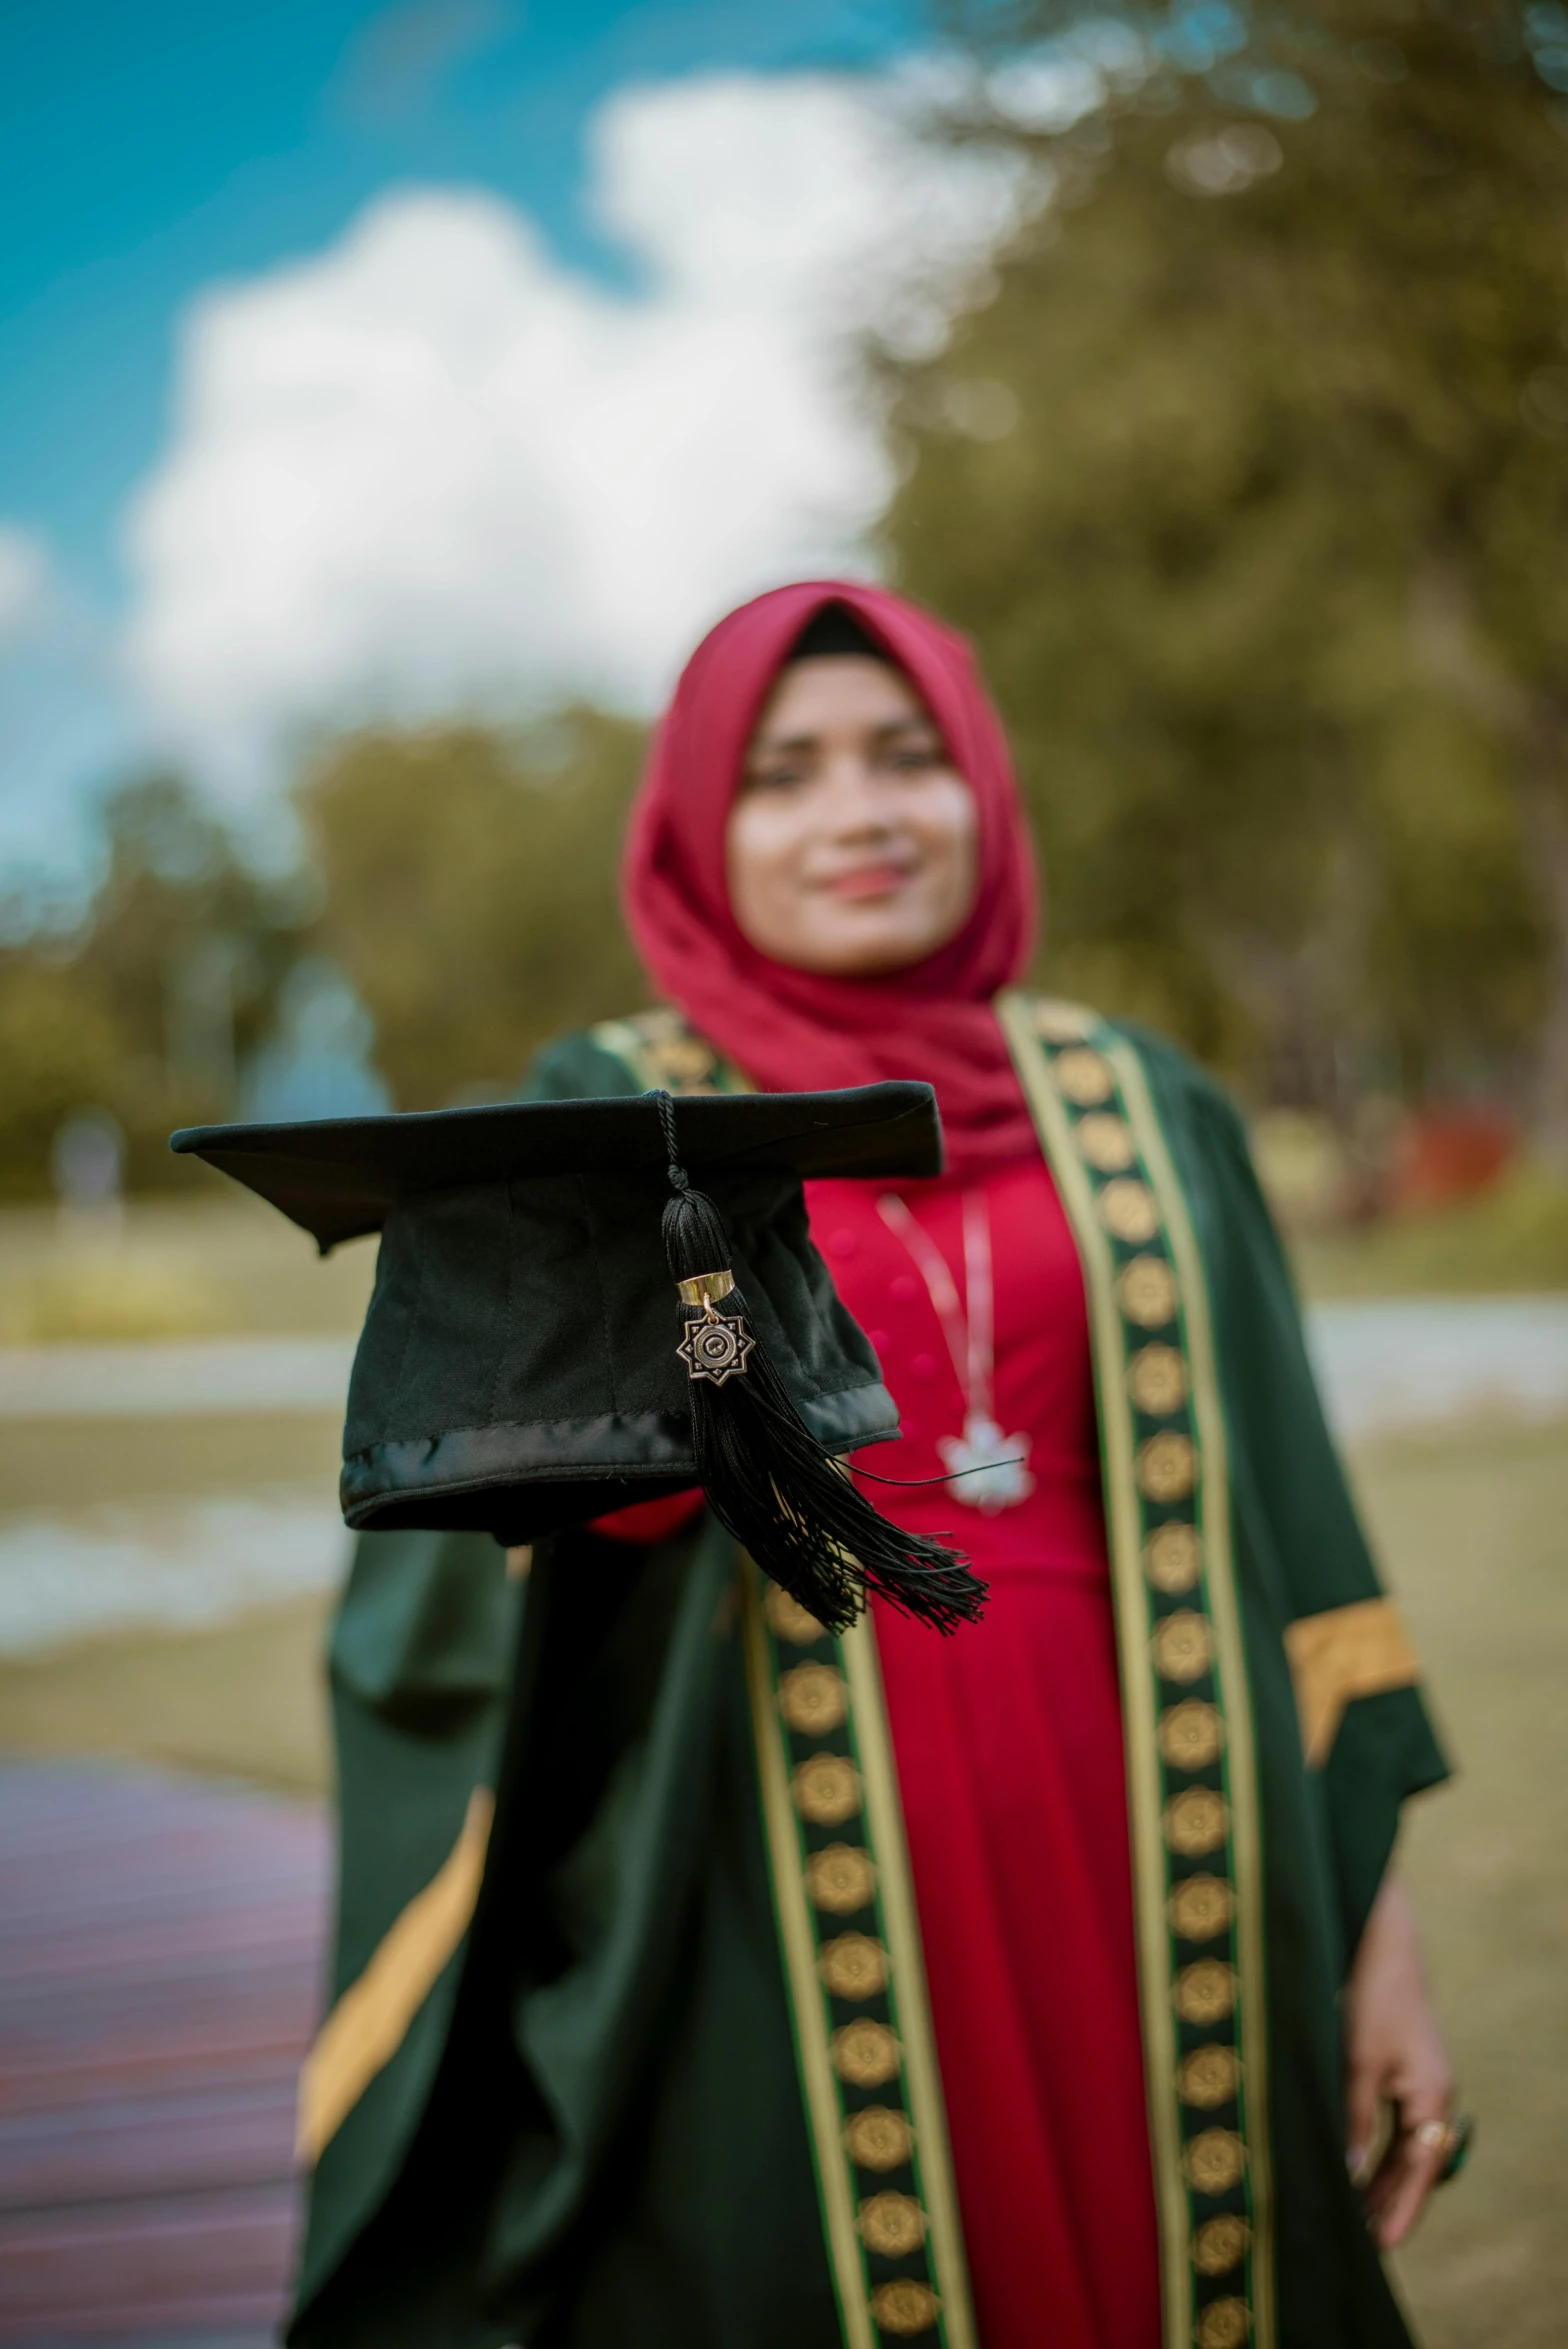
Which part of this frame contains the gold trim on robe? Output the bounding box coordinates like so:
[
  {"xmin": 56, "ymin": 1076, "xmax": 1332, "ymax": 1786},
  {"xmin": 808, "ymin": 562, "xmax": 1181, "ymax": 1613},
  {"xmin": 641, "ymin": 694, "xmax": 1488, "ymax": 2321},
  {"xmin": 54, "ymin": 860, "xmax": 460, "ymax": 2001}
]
[
  {"xmin": 742, "ymin": 1565, "xmax": 978, "ymax": 2349},
  {"xmin": 997, "ymin": 989, "xmax": 1276, "ymax": 2349},
  {"xmin": 589, "ymin": 1009, "xmax": 738, "ymax": 1095},
  {"xmin": 595, "ymin": 998, "xmax": 1295, "ymax": 2348},
  {"xmin": 297, "ymin": 1786, "xmax": 494, "ymax": 2163},
  {"xmin": 1284, "ymin": 1597, "xmax": 1420, "ymax": 1768}
]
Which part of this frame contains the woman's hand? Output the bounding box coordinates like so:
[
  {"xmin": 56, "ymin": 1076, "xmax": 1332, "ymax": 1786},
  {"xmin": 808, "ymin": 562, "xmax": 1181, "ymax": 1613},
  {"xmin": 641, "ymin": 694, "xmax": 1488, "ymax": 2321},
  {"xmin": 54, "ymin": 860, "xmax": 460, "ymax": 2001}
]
[{"xmin": 1342, "ymin": 1873, "xmax": 1456, "ymax": 2248}]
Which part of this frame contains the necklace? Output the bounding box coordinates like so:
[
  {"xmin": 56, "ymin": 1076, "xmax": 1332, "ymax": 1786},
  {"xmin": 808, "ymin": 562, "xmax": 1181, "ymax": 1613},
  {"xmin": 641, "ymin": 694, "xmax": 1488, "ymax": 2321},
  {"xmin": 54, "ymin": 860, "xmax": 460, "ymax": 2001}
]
[{"xmin": 875, "ymin": 1189, "xmax": 1035, "ymax": 1514}]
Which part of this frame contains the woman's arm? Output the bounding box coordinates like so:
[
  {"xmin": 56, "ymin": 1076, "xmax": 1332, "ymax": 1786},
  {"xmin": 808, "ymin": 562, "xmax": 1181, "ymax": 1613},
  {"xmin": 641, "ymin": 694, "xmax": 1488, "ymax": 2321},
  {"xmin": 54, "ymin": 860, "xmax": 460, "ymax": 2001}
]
[{"xmin": 1343, "ymin": 1873, "xmax": 1456, "ymax": 2246}]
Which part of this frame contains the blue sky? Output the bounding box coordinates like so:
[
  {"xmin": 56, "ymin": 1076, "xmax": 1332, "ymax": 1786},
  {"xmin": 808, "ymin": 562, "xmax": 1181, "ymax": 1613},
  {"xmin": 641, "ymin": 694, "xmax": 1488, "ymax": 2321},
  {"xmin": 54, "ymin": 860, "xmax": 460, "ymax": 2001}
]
[
  {"xmin": 0, "ymin": 0, "xmax": 925, "ymax": 892},
  {"xmin": 1, "ymin": 0, "xmax": 915, "ymax": 605}
]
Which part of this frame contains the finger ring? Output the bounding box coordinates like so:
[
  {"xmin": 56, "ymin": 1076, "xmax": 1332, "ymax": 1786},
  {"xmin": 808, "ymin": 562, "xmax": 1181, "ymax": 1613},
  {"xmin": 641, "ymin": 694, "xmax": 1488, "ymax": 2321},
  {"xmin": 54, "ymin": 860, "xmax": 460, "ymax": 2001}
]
[{"xmin": 1412, "ymin": 2114, "xmax": 1473, "ymax": 2183}]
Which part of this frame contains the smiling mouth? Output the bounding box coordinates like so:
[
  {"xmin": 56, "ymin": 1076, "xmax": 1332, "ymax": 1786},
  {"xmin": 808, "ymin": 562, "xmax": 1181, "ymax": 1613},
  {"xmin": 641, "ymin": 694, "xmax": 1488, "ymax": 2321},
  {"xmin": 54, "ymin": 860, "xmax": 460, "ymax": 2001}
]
[{"xmin": 821, "ymin": 861, "xmax": 917, "ymax": 901}]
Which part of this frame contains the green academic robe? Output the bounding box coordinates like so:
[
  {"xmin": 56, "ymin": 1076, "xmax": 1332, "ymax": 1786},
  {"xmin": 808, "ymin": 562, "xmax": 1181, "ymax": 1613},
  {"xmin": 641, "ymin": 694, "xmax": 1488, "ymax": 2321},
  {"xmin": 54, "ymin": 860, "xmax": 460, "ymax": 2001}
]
[{"xmin": 286, "ymin": 996, "xmax": 1448, "ymax": 2349}]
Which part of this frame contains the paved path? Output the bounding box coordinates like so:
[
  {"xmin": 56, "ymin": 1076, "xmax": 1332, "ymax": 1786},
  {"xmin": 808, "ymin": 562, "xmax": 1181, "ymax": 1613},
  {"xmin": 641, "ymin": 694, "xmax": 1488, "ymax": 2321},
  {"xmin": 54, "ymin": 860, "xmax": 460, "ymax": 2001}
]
[
  {"xmin": 0, "ymin": 1342, "xmax": 355, "ymax": 1421},
  {"xmin": 0, "ymin": 1493, "xmax": 347, "ymax": 1658},
  {"xmin": 0, "ymin": 1763, "xmax": 328, "ymax": 2348},
  {"xmin": 2, "ymin": 1300, "xmax": 1567, "ymax": 1432},
  {"xmin": 2, "ymin": 1302, "xmax": 1566, "ymax": 1655},
  {"xmin": 1306, "ymin": 1295, "xmax": 1568, "ymax": 1434}
]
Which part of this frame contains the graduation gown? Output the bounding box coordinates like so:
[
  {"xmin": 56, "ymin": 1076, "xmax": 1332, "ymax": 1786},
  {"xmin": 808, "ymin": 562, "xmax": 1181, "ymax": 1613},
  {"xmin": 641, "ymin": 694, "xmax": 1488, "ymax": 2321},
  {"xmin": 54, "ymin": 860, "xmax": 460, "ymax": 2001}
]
[{"xmin": 286, "ymin": 994, "xmax": 1448, "ymax": 2349}]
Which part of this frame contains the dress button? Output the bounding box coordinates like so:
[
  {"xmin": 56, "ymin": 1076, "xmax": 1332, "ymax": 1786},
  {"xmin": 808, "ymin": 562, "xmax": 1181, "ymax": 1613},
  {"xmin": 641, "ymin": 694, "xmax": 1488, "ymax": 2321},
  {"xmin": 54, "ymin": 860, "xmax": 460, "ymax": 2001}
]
[
  {"xmin": 827, "ymin": 1229, "xmax": 858, "ymax": 1258},
  {"xmin": 867, "ymin": 1330, "xmax": 889, "ymax": 1354},
  {"xmin": 890, "ymin": 1274, "xmax": 919, "ymax": 1305},
  {"xmin": 910, "ymin": 1352, "xmax": 936, "ymax": 1380}
]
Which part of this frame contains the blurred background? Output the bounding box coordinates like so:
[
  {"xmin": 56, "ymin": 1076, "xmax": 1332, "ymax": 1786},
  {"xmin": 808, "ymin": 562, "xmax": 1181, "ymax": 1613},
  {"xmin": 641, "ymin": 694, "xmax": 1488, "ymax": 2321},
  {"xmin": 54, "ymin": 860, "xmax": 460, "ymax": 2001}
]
[{"xmin": 1, "ymin": 2, "xmax": 1566, "ymax": 2343}]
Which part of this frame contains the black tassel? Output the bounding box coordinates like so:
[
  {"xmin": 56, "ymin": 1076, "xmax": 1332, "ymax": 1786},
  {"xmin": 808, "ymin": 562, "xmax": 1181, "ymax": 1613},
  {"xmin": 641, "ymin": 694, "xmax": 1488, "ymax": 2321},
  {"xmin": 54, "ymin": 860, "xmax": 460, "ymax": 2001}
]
[{"xmin": 652, "ymin": 1093, "xmax": 987, "ymax": 1637}]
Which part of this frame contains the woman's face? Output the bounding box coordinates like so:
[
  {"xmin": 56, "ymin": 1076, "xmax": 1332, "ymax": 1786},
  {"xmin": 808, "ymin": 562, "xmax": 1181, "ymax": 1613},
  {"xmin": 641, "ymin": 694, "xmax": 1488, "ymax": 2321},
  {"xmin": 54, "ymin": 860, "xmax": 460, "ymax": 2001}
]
[{"xmin": 726, "ymin": 655, "xmax": 979, "ymax": 977}]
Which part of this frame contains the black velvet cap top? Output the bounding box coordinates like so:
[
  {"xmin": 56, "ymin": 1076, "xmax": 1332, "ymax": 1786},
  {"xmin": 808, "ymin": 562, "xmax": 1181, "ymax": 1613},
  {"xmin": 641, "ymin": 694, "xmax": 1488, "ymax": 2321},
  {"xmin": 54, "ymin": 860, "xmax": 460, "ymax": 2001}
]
[{"xmin": 172, "ymin": 1084, "xmax": 942, "ymax": 1542}]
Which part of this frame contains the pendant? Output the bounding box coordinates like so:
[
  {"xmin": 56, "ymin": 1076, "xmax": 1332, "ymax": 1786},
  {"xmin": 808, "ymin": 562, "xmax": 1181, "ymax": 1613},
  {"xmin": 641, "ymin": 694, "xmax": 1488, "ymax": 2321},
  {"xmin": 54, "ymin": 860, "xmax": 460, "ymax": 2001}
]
[
  {"xmin": 677, "ymin": 1308, "xmax": 756, "ymax": 1385},
  {"xmin": 937, "ymin": 1413, "xmax": 1035, "ymax": 1513}
]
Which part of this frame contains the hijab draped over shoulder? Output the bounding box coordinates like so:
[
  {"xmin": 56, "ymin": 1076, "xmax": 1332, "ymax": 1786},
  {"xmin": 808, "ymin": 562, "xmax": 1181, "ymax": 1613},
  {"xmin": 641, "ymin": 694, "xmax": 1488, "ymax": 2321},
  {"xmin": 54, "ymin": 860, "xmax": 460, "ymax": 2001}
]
[{"xmin": 622, "ymin": 581, "xmax": 1041, "ymax": 1176}]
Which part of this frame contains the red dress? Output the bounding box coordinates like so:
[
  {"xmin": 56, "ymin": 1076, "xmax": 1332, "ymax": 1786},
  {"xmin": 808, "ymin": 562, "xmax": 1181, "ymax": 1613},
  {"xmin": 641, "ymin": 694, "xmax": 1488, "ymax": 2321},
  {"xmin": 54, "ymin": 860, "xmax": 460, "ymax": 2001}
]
[{"xmin": 805, "ymin": 1158, "xmax": 1162, "ymax": 2349}]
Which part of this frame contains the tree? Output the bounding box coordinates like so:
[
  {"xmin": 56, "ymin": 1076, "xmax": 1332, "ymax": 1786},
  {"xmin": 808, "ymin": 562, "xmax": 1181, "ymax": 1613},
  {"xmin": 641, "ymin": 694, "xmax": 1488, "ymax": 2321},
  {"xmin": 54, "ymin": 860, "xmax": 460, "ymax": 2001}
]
[
  {"xmin": 298, "ymin": 710, "xmax": 649, "ymax": 1108},
  {"xmin": 73, "ymin": 773, "xmax": 304, "ymax": 1098},
  {"xmin": 68, "ymin": 773, "xmax": 308, "ymax": 1180},
  {"xmin": 888, "ymin": 0, "xmax": 1566, "ymax": 1125},
  {"xmin": 0, "ymin": 958, "xmax": 125, "ymax": 1200},
  {"xmin": 0, "ymin": 775, "xmax": 309, "ymax": 1195}
]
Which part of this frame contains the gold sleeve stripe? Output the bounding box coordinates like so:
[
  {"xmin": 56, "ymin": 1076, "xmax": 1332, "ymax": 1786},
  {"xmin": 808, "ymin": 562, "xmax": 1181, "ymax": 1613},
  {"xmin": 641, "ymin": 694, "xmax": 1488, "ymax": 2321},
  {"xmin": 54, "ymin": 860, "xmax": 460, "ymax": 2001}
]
[
  {"xmin": 1283, "ymin": 1599, "xmax": 1419, "ymax": 1769},
  {"xmin": 296, "ymin": 1785, "xmax": 494, "ymax": 2163}
]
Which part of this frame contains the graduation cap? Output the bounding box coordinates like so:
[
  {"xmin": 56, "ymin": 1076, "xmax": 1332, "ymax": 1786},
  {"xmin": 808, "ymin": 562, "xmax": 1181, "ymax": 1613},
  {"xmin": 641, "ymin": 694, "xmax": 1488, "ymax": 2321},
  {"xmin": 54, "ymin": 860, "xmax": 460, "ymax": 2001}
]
[{"xmin": 172, "ymin": 1085, "xmax": 984, "ymax": 1634}]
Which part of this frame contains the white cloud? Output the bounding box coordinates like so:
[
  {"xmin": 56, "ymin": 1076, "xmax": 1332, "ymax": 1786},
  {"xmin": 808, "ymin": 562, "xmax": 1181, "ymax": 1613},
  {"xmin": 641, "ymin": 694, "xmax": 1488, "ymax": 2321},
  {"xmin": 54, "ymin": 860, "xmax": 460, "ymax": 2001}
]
[
  {"xmin": 0, "ymin": 526, "xmax": 51, "ymax": 639},
  {"xmin": 119, "ymin": 69, "xmax": 1035, "ymax": 792}
]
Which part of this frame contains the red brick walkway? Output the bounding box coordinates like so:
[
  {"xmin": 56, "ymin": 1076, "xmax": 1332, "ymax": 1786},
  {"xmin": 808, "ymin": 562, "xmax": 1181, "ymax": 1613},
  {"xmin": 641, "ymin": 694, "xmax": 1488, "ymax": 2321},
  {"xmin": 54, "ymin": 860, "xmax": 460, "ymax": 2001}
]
[{"xmin": 0, "ymin": 1762, "xmax": 328, "ymax": 2348}]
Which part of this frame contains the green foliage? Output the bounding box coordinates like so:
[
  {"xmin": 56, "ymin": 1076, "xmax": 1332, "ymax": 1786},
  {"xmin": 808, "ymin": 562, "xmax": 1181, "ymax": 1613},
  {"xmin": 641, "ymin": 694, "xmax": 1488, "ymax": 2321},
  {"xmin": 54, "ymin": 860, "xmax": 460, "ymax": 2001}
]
[
  {"xmin": 0, "ymin": 716, "xmax": 652, "ymax": 1195},
  {"xmin": 889, "ymin": 0, "xmax": 1568, "ymax": 1115},
  {"xmin": 0, "ymin": 959, "xmax": 124, "ymax": 1200},
  {"xmin": 0, "ymin": 774, "xmax": 308, "ymax": 1197},
  {"xmin": 298, "ymin": 710, "xmax": 649, "ymax": 1108},
  {"xmin": 72, "ymin": 774, "xmax": 302, "ymax": 1100}
]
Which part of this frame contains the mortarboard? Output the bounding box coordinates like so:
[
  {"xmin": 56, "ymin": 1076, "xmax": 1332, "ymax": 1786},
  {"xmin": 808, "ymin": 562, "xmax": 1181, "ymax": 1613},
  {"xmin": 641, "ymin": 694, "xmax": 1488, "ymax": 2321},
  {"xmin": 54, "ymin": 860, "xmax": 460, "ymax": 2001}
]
[{"xmin": 172, "ymin": 1085, "xmax": 984, "ymax": 1633}]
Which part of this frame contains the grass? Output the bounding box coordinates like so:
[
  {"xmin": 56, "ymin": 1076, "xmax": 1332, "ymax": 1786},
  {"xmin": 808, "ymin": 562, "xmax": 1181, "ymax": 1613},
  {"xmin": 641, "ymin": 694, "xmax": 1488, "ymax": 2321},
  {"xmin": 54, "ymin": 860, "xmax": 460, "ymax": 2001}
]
[
  {"xmin": 2, "ymin": 1174, "xmax": 1564, "ymax": 1345},
  {"xmin": 1, "ymin": 1163, "xmax": 1558, "ymax": 2333},
  {"xmin": 1360, "ymin": 1420, "xmax": 1568, "ymax": 2347},
  {"xmin": 0, "ymin": 1412, "xmax": 1561, "ymax": 2341},
  {"xmin": 0, "ymin": 1590, "xmax": 332, "ymax": 1794},
  {"xmin": 0, "ymin": 1190, "xmax": 378, "ymax": 1342},
  {"xmin": 0, "ymin": 1408, "xmax": 342, "ymax": 1510},
  {"xmin": 1288, "ymin": 1161, "xmax": 1568, "ymax": 1299}
]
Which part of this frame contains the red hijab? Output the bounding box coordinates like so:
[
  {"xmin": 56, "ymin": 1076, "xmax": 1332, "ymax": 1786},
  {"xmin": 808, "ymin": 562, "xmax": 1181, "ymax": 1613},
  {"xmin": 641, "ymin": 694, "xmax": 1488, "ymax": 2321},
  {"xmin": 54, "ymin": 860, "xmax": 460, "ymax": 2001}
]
[{"xmin": 622, "ymin": 580, "xmax": 1040, "ymax": 1177}]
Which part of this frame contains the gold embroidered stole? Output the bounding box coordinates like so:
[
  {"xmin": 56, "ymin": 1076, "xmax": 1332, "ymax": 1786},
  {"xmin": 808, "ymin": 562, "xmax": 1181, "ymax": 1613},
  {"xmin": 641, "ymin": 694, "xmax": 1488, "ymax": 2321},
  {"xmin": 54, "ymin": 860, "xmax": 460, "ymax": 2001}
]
[
  {"xmin": 743, "ymin": 1571, "xmax": 977, "ymax": 2349},
  {"xmin": 620, "ymin": 994, "xmax": 1275, "ymax": 2348},
  {"xmin": 589, "ymin": 1007, "xmax": 745, "ymax": 1095},
  {"xmin": 997, "ymin": 989, "xmax": 1275, "ymax": 2349}
]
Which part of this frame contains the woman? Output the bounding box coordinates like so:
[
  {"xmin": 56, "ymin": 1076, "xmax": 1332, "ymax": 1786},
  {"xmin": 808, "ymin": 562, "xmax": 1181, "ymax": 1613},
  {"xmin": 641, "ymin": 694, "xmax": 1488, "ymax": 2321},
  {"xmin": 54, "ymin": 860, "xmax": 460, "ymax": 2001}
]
[{"xmin": 289, "ymin": 583, "xmax": 1455, "ymax": 2349}]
